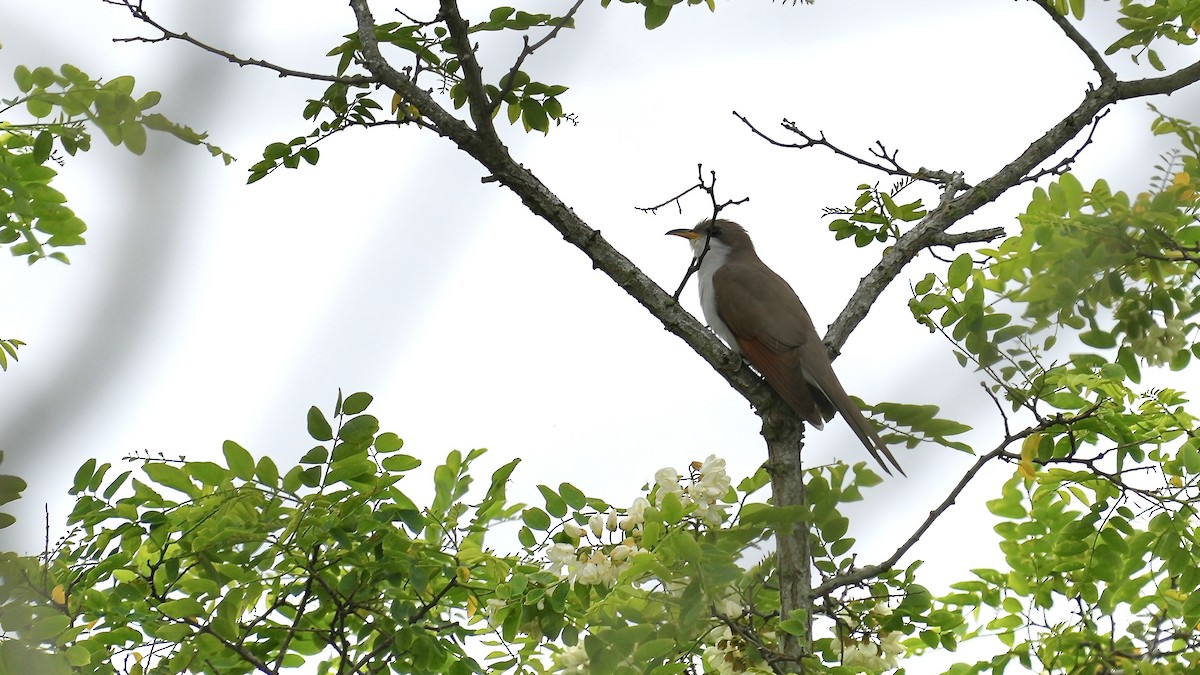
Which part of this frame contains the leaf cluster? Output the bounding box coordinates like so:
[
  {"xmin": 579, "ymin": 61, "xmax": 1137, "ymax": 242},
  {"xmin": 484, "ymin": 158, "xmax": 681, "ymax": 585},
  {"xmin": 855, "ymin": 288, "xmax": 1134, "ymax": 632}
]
[{"xmin": 2, "ymin": 63, "xmax": 231, "ymax": 265}]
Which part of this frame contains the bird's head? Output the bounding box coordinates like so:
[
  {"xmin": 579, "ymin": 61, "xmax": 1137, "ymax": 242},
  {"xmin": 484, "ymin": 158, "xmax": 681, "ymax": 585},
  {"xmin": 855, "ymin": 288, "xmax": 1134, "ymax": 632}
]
[{"xmin": 665, "ymin": 219, "xmax": 754, "ymax": 257}]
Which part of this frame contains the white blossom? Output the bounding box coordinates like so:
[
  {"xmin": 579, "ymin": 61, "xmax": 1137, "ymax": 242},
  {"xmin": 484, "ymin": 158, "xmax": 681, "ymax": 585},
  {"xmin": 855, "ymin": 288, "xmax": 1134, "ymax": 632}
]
[
  {"xmin": 702, "ymin": 626, "xmax": 773, "ymax": 675},
  {"xmin": 620, "ymin": 497, "xmax": 650, "ymax": 531},
  {"xmin": 588, "ymin": 513, "xmax": 605, "ymax": 538},
  {"xmin": 551, "ymin": 643, "xmax": 589, "ymax": 675},
  {"xmin": 483, "ymin": 598, "xmax": 506, "ymax": 630}
]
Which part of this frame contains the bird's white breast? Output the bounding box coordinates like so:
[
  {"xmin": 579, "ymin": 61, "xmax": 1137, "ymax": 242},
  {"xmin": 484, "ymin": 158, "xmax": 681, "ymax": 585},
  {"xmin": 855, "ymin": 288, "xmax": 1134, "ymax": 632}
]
[{"xmin": 690, "ymin": 237, "xmax": 740, "ymax": 353}]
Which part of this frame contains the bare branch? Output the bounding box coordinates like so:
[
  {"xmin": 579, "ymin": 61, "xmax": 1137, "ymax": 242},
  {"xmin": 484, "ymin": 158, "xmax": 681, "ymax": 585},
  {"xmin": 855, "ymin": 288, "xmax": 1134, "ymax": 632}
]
[
  {"xmin": 101, "ymin": 0, "xmax": 372, "ymax": 85},
  {"xmin": 814, "ymin": 401, "xmax": 1107, "ymax": 597},
  {"xmin": 734, "ymin": 111, "xmax": 961, "ymax": 188},
  {"xmin": 1017, "ymin": 108, "xmax": 1111, "ymax": 186},
  {"xmin": 929, "ymin": 227, "xmax": 1008, "ymax": 248},
  {"xmin": 1033, "ymin": 0, "xmax": 1116, "ymax": 82}
]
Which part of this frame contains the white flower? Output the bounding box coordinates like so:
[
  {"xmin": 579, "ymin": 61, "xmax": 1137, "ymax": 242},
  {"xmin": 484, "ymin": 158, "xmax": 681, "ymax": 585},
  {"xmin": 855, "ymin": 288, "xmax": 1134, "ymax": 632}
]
[
  {"xmin": 483, "ymin": 598, "xmax": 506, "ymax": 629},
  {"xmin": 841, "ymin": 633, "xmax": 903, "ymax": 671},
  {"xmin": 702, "ymin": 626, "xmax": 773, "ymax": 674},
  {"xmin": 695, "ymin": 454, "xmax": 732, "ymax": 499},
  {"xmin": 563, "ymin": 521, "xmax": 583, "ymax": 539},
  {"xmin": 589, "ymin": 513, "xmax": 605, "ymax": 538},
  {"xmin": 717, "ymin": 591, "xmax": 745, "ymax": 619},
  {"xmin": 606, "ymin": 511, "xmax": 619, "ymax": 532},
  {"xmin": 546, "ymin": 543, "xmax": 577, "ymax": 566},
  {"xmin": 879, "ymin": 631, "xmax": 905, "ymax": 661},
  {"xmin": 655, "ymin": 467, "xmax": 680, "ymax": 488},
  {"xmin": 551, "ymin": 643, "xmax": 589, "ymax": 674},
  {"xmin": 620, "ymin": 497, "xmax": 650, "ymax": 531}
]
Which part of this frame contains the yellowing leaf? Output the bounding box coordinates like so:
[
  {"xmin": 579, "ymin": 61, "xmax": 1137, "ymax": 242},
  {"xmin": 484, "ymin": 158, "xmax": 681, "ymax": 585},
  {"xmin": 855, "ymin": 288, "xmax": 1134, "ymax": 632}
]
[
  {"xmin": 1021, "ymin": 433, "xmax": 1041, "ymax": 461},
  {"xmin": 391, "ymin": 92, "xmax": 402, "ymax": 114},
  {"xmin": 456, "ymin": 566, "xmax": 471, "ymax": 583},
  {"xmin": 51, "ymin": 584, "xmax": 67, "ymax": 605},
  {"xmin": 467, "ymin": 594, "xmax": 478, "ymax": 619},
  {"xmin": 1018, "ymin": 457, "xmax": 1037, "ymax": 480}
]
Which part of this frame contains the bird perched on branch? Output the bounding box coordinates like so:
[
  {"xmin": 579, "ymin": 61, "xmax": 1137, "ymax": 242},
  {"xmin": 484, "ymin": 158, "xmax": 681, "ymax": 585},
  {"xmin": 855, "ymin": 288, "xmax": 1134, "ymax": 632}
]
[{"xmin": 667, "ymin": 219, "xmax": 904, "ymax": 476}]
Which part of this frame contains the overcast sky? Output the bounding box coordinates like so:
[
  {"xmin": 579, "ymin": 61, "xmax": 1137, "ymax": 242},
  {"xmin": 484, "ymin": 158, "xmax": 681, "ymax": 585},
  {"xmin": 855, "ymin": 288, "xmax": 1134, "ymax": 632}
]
[{"xmin": 3, "ymin": 1, "xmax": 1197, "ymax": 671}]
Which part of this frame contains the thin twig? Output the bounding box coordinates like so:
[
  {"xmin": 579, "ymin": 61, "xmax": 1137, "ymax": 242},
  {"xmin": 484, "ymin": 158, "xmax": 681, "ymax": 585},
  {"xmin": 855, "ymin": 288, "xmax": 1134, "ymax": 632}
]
[
  {"xmin": 490, "ymin": 0, "xmax": 586, "ymax": 114},
  {"xmin": 101, "ymin": 0, "xmax": 372, "ymax": 85}
]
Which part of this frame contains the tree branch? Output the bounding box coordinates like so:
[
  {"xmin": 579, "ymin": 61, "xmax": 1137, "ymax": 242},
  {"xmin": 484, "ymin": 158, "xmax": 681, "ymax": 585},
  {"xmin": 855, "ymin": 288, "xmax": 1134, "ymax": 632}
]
[
  {"xmin": 438, "ymin": 0, "xmax": 502, "ymax": 146},
  {"xmin": 348, "ymin": 0, "xmax": 780, "ymax": 419},
  {"xmin": 101, "ymin": 0, "xmax": 372, "ymax": 85},
  {"xmin": 490, "ymin": 0, "xmax": 586, "ymax": 116},
  {"xmin": 814, "ymin": 401, "xmax": 1108, "ymax": 596},
  {"xmin": 929, "ymin": 227, "xmax": 1008, "ymax": 249},
  {"xmin": 822, "ymin": 59, "xmax": 1200, "ymax": 353},
  {"xmin": 1034, "ymin": 0, "xmax": 1115, "ymax": 82}
]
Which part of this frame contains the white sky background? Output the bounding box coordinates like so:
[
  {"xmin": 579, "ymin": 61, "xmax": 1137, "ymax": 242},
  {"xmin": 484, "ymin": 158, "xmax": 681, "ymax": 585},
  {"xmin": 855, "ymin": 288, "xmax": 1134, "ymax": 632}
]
[{"xmin": 2, "ymin": 0, "xmax": 1197, "ymax": 671}]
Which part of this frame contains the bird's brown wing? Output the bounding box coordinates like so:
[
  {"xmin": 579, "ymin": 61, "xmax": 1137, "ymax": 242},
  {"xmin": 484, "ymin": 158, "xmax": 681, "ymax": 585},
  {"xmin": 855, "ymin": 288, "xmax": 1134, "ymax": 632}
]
[
  {"xmin": 712, "ymin": 259, "xmax": 829, "ymax": 428},
  {"xmin": 713, "ymin": 258, "xmax": 906, "ymax": 476}
]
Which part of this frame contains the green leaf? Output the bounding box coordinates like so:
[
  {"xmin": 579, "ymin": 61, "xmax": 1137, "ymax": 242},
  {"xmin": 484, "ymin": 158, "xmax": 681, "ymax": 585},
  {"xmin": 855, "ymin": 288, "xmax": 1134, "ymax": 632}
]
[
  {"xmin": 339, "ymin": 414, "xmax": 379, "ymax": 443},
  {"xmin": 1079, "ymin": 329, "xmax": 1116, "ymax": 349},
  {"xmin": 123, "ymin": 122, "xmax": 147, "ymax": 155},
  {"xmin": 27, "ymin": 95, "xmax": 53, "ymax": 118},
  {"xmin": 159, "ymin": 598, "xmax": 205, "ymax": 619},
  {"xmin": 72, "ymin": 458, "xmax": 97, "ymax": 494},
  {"xmin": 222, "ymin": 440, "xmax": 255, "ymax": 480},
  {"xmin": 190, "ymin": 461, "xmax": 229, "ymax": 486},
  {"xmin": 559, "ymin": 482, "xmax": 586, "ymax": 509},
  {"xmin": 375, "ymin": 432, "xmax": 404, "ymax": 453},
  {"xmin": 307, "ymin": 406, "xmax": 333, "ymax": 441},
  {"xmin": 255, "ymin": 456, "xmax": 279, "ymax": 486},
  {"xmin": 537, "ymin": 484, "xmax": 567, "ymax": 517},
  {"xmin": 947, "ymin": 253, "xmax": 972, "ymax": 289},
  {"xmin": 342, "ymin": 391, "xmax": 373, "ymax": 415},
  {"xmin": 644, "ymin": 3, "xmax": 672, "ymax": 29},
  {"xmin": 382, "ymin": 454, "xmax": 422, "ymax": 472},
  {"xmin": 14, "ymin": 65, "xmax": 33, "ymax": 92},
  {"xmin": 522, "ymin": 507, "xmax": 552, "ymax": 531},
  {"xmin": 520, "ymin": 98, "xmax": 548, "ymax": 133}
]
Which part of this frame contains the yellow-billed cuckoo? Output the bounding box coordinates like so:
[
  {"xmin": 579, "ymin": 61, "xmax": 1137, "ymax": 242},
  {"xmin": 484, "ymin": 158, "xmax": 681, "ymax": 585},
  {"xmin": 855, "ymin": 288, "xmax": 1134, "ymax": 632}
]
[{"xmin": 667, "ymin": 219, "xmax": 904, "ymax": 476}]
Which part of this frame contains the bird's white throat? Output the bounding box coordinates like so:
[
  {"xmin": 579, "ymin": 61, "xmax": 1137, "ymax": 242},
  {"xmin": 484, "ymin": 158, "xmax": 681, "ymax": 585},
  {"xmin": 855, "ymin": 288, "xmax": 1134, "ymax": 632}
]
[{"xmin": 691, "ymin": 237, "xmax": 740, "ymax": 352}]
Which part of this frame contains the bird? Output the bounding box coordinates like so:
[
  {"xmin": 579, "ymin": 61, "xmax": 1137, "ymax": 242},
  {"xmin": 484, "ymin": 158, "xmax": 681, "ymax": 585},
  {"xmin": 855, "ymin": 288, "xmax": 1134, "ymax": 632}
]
[{"xmin": 666, "ymin": 219, "xmax": 904, "ymax": 476}]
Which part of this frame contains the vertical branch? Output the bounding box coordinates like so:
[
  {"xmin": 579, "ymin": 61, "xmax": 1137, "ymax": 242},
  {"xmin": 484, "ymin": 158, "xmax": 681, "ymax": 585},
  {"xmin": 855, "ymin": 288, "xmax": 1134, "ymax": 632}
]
[{"xmin": 762, "ymin": 405, "xmax": 812, "ymax": 670}]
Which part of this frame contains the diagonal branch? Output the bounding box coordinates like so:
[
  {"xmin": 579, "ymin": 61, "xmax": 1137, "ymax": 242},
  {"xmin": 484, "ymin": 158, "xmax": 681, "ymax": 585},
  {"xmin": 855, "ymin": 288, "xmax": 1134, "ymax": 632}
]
[
  {"xmin": 822, "ymin": 57, "xmax": 1200, "ymax": 353},
  {"xmin": 814, "ymin": 402, "xmax": 1109, "ymax": 597},
  {"xmin": 348, "ymin": 0, "xmax": 778, "ymax": 417}
]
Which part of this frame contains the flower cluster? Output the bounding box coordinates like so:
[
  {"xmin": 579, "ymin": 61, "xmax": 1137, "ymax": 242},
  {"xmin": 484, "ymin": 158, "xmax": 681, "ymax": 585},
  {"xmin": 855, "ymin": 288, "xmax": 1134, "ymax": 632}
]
[
  {"xmin": 1130, "ymin": 315, "xmax": 1190, "ymax": 366},
  {"xmin": 840, "ymin": 631, "xmax": 904, "ymax": 672},
  {"xmin": 701, "ymin": 626, "xmax": 774, "ymax": 675},
  {"xmin": 550, "ymin": 644, "xmax": 589, "ymax": 675},
  {"xmin": 655, "ymin": 454, "xmax": 733, "ymax": 526},
  {"xmin": 838, "ymin": 603, "xmax": 905, "ymax": 672},
  {"xmin": 542, "ymin": 455, "xmax": 733, "ymax": 587},
  {"xmin": 545, "ymin": 540, "xmax": 641, "ymax": 587}
]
